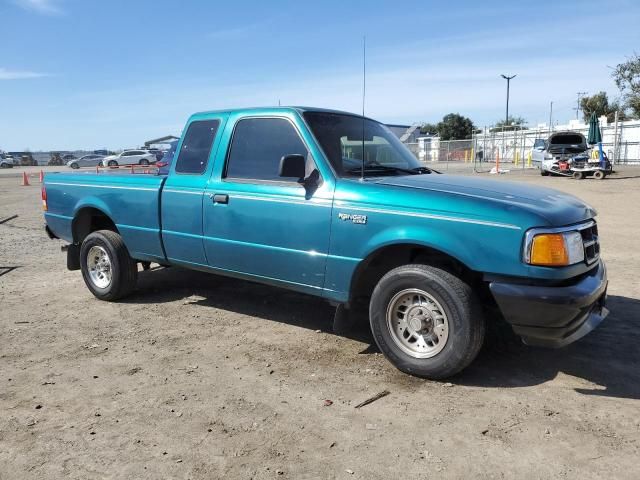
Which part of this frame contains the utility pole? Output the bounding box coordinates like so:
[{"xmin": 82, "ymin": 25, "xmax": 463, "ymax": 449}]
[
  {"xmin": 575, "ymin": 91, "xmax": 587, "ymax": 120},
  {"xmin": 501, "ymin": 74, "xmax": 516, "ymax": 126},
  {"xmin": 549, "ymin": 101, "xmax": 553, "ymax": 134}
]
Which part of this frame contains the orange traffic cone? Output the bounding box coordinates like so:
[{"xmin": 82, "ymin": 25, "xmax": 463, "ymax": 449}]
[
  {"xmin": 39, "ymin": 170, "xmax": 44, "ymax": 183},
  {"xmin": 21, "ymin": 172, "xmax": 31, "ymax": 186}
]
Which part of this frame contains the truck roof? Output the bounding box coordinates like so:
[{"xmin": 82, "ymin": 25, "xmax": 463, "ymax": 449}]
[{"xmin": 190, "ymin": 106, "xmax": 373, "ymax": 120}]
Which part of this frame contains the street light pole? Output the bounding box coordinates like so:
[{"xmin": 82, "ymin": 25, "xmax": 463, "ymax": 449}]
[
  {"xmin": 500, "ymin": 74, "xmax": 516, "ymax": 172},
  {"xmin": 501, "ymin": 74, "xmax": 516, "ymax": 127}
]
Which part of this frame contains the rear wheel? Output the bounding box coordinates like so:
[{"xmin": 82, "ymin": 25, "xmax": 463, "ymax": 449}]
[
  {"xmin": 80, "ymin": 230, "xmax": 138, "ymax": 301},
  {"xmin": 369, "ymin": 264, "xmax": 485, "ymax": 379},
  {"xmin": 139, "ymin": 159, "xmax": 149, "ymax": 166},
  {"xmin": 572, "ymin": 171, "xmax": 584, "ymax": 180}
]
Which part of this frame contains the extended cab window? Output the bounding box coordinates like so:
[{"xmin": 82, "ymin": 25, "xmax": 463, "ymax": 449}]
[
  {"xmin": 225, "ymin": 117, "xmax": 309, "ymax": 182},
  {"xmin": 175, "ymin": 120, "xmax": 220, "ymax": 174}
]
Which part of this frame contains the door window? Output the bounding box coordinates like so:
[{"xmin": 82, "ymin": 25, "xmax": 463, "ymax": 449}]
[
  {"xmin": 225, "ymin": 117, "xmax": 310, "ymax": 182},
  {"xmin": 175, "ymin": 120, "xmax": 220, "ymax": 174}
]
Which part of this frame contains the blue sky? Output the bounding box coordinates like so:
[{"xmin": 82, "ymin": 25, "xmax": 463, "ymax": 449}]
[{"xmin": 1, "ymin": 0, "xmax": 639, "ymax": 150}]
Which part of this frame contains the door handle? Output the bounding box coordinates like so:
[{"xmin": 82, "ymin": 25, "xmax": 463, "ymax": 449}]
[{"xmin": 211, "ymin": 193, "xmax": 229, "ymax": 204}]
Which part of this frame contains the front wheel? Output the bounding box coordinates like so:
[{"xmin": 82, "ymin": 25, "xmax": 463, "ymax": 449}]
[
  {"xmin": 80, "ymin": 230, "xmax": 138, "ymax": 301},
  {"xmin": 370, "ymin": 264, "xmax": 485, "ymax": 379},
  {"xmin": 70, "ymin": 162, "xmax": 79, "ymax": 169},
  {"xmin": 540, "ymin": 169, "xmax": 550, "ymax": 176},
  {"xmin": 108, "ymin": 160, "xmax": 118, "ymax": 167},
  {"xmin": 139, "ymin": 159, "xmax": 149, "ymax": 166},
  {"xmin": 593, "ymin": 170, "xmax": 605, "ymax": 180}
]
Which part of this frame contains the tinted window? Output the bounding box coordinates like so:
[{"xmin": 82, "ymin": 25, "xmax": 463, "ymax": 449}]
[
  {"xmin": 175, "ymin": 120, "xmax": 220, "ymax": 174},
  {"xmin": 225, "ymin": 118, "xmax": 309, "ymax": 181}
]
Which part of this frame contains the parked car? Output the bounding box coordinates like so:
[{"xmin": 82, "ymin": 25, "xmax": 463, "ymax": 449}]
[
  {"xmin": 532, "ymin": 132, "xmax": 588, "ymax": 175},
  {"xmin": 20, "ymin": 154, "xmax": 38, "ymax": 166},
  {"xmin": 49, "ymin": 153, "xmax": 65, "ymax": 166},
  {"xmin": 0, "ymin": 157, "xmax": 14, "ymax": 168},
  {"xmin": 43, "ymin": 107, "xmax": 608, "ymax": 379},
  {"xmin": 67, "ymin": 154, "xmax": 105, "ymax": 169},
  {"xmin": 101, "ymin": 150, "xmax": 156, "ymax": 167}
]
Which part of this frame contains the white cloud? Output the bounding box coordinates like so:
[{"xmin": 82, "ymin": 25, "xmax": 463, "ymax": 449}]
[
  {"xmin": 12, "ymin": 0, "xmax": 62, "ymax": 15},
  {"xmin": 0, "ymin": 68, "xmax": 50, "ymax": 80}
]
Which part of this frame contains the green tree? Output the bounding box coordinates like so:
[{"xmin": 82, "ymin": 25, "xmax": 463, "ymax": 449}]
[
  {"xmin": 436, "ymin": 113, "xmax": 475, "ymax": 140},
  {"xmin": 613, "ymin": 54, "xmax": 640, "ymax": 118},
  {"xmin": 419, "ymin": 123, "xmax": 438, "ymax": 135},
  {"xmin": 492, "ymin": 116, "xmax": 527, "ymax": 130},
  {"xmin": 580, "ymin": 91, "xmax": 625, "ymax": 122}
]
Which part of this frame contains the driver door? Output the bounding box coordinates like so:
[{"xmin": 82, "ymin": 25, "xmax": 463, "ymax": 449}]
[{"xmin": 203, "ymin": 115, "xmax": 334, "ymax": 292}]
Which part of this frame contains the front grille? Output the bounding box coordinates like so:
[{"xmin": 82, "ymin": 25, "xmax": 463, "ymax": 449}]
[{"xmin": 579, "ymin": 221, "xmax": 600, "ymax": 265}]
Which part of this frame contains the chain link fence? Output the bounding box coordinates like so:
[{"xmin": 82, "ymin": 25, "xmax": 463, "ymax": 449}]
[{"xmin": 407, "ymin": 120, "xmax": 640, "ymax": 172}]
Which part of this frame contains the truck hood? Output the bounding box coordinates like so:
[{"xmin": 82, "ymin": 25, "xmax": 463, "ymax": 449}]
[{"xmin": 374, "ymin": 174, "xmax": 596, "ymax": 226}]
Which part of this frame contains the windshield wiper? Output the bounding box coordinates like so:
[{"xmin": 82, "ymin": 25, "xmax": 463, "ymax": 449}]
[
  {"xmin": 412, "ymin": 166, "xmax": 441, "ymax": 174},
  {"xmin": 347, "ymin": 164, "xmax": 435, "ymax": 176}
]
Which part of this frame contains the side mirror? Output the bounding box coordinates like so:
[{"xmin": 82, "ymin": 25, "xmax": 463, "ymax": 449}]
[{"xmin": 279, "ymin": 154, "xmax": 306, "ymax": 179}]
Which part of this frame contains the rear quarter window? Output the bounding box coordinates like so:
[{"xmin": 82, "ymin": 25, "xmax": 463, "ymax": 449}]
[{"xmin": 175, "ymin": 120, "xmax": 220, "ymax": 174}]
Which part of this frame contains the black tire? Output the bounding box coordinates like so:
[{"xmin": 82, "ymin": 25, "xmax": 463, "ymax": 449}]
[
  {"xmin": 370, "ymin": 264, "xmax": 485, "ymax": 379},
  {"xmin": 139, "ymin": 159, "xmax": 149, "ymax": 166},
  {"xmin": 593, "ymin": 170, "xmax": 605, "ymax": 180},
  {"xmin": 540, "ymin": 169, "xmax": 550, "ymax": 176},
  {"xmin": 108, "ymin": 160, "xmax": 118, "ymax": 167},
  {"xmin": 70, "ymin": 162, "xmax": 79, "ymax": 169},
  {"xmin": 80, "ymin": 230, "xmax": 138, "ymax": 301},
  {"xmin": 572, "ymin": 171, "xmax": 584, "ymax": 180}
]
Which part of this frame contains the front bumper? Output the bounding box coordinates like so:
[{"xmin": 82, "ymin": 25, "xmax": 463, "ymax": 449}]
[{"xmin": 489, "ymin": 260, "xmax": 608, "ymax": 347}]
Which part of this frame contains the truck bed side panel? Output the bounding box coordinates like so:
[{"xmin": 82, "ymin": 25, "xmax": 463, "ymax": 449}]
[{"xmin": 44, "ymin": 172, "xmax": 167, "ymax": 262}]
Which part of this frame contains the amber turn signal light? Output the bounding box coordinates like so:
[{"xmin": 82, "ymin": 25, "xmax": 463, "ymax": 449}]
[{"xmin": 529, "ymin": 233, "xmax": 569, "ymax": 266}]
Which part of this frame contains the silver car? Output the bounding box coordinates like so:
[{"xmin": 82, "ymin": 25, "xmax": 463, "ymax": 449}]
[
  {"xmin": 532, "ymin": 132, "xmax": 588, "ymax": 176},
  {"xmin": 67, "ymin": 154, "xmax": 105, "ymax": 169},
  {"xmin": 101, "ymin": 150, "xmax": 156, "ymax": 167}
]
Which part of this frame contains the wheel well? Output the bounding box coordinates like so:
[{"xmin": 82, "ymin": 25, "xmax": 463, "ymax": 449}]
[
  {"xmin": 349, "ymin": 244, "xmax": 484, "ymax": 307},
  {"xmin": 72, "ymin": 207, "xmax": 118, "ymax": 244}
]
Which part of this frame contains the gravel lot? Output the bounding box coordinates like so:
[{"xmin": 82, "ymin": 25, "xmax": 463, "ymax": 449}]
[{"xmin": 1, "ymin": 168, "xmax": 640, "ymax": 479}]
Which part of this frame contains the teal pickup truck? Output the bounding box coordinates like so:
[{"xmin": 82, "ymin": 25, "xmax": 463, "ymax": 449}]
[{"xmin": 43, "ymin": 107, "xmax": 608, "ymax": 379}]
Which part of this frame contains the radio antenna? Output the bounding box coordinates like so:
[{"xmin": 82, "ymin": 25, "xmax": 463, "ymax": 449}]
[{"xmin": 361, "ymin": 36, "xmax": 366, "ymax": 180}]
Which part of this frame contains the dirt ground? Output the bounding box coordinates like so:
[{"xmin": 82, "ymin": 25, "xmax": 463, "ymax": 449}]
[{"xmin": 1, "ymin": 167, "xmax": 640, "ymax": 480}]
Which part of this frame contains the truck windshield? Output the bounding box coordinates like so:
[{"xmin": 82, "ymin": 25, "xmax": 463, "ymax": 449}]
[{"xmin": 304, "ymin": 112, "xmax": 423, "ymax": 177}]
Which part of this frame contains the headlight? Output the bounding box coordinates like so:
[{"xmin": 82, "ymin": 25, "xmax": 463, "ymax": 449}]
[{"xmin": 524, "ymin": 230, "xmax": 584, "ymax": 266}]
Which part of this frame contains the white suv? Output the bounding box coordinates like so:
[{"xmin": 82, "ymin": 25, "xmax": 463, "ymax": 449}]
[{"xmin": 101, "ymin": 150, "xmax": 156, "ymax": 167}]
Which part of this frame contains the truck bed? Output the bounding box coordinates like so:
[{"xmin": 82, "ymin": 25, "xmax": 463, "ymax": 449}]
[{"xmin": 44, "ymin": 171, "xmax": 168, "ymax": 263}]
